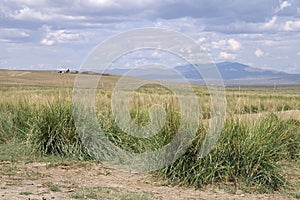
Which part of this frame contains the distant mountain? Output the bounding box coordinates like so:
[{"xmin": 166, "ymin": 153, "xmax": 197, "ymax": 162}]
[
  {"xmin": 217, "ymin": 62, "xmax": 287, "ymax": 79},
  {"xmin": 175, "ymin": 62, "xmax": 300, "ymax": 86},
  {"xmin": 105, "ymin": 62, "xmax": 300, "ymax": 86}
]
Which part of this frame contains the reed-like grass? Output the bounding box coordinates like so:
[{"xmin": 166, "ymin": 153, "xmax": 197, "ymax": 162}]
[
  {"xmin": 0, "ymin": 85, "xmax": 299, "ymax": 192},
  {"xmin": 157, "ymin": 114, "xmax": 300, "ymax": 191},
  {"xmin": 25, "ymin": 101, "xmax": 91, "ymax": 160},
  {"xmin": 0, "ymin": 100, "xmax": 35, "ymax": 142},
  {"xmin": 0, "ymin": 99, "xmax": 91, "ymax": 160}
]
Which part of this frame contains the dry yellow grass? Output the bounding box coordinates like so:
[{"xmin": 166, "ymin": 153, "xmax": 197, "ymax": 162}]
[{"xmin": 1, "ymin": 69, "xmax": 299, "ymax": 117}]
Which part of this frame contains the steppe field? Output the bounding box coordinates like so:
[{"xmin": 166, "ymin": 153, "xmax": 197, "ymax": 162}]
[{"xmin": 0, "ymin": 69, "xmax": 299, "ymax": 200}]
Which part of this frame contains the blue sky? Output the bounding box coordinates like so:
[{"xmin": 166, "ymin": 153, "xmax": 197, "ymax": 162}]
[{"xmin": 0, "ymin": 0, "xmax": 300, "ymax": 73}]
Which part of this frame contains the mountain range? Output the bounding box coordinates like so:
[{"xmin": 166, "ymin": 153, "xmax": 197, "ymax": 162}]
[{"xmin": 105, "ymin": 62, "xmax": 300, "ymax": 86}]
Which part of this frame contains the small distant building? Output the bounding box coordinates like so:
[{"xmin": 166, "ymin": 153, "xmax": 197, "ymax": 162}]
[{"xmin": 57, "ymin": 68, "xmax": 70, "ymax": 73}]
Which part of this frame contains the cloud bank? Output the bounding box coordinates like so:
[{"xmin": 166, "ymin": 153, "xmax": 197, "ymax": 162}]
[{"xmin": 0, "ymin": 0, "xmax": 299, "ymax": 73}]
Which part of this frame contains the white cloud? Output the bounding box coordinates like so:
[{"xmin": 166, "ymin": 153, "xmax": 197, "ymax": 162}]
[
  {"xmin": 0, "ymin": 39, "xmax": 12, "ymax": 43},
  {"xmin": 287, "ymin": 66, "xmax": 297, "ymax": 73},
  {"xmin": 0, "ymin": 28, "xmax": 29, "ymax": 38},
  {"xmin": 283, "ymin": 21, "xmax": 292, "ymax": 31},
  {"xmin": 262, "ymin": 16, "xmax": 277, "ymax": 29},
  {"xmin": 82, "ymin": 0, "xmax": 120, "ymax": 8},
  {"xmin": 41, "ymin": 28, "xmax": 83, "ymax": 46},
  {"xmin": 275, "ymin": 1, "xmax": 292, "ymax": 13},
  {"xmin": 215, "ymin": 16, "xmax": 283, "ymax": 33},
  {"xmin": 264, "ymin": 40, "xmax": 276, "ymax": 46},
  {"xmin": 78, "ymin": 0, "xmax": 161, "ymax": 9},
  {"xmin": 40, "ymin": 39, "xmax": 54, "ymax": 46},
  {"xmin": 254, "ymin": 48, "xmax": 264, "ymax": 57},
  {"xmin": 297, "ymin": 52, "xmax": 300, "ymax": 56},
  {"xmin": 238, "ymin": 34, "xmax": 263, "ymax": 39},
  {"xmin": 212, "ymin": 40, "xmax": 226, "ymax": 49},
  {"xmin": 283, "ymin": 20, "xmax": 300, "ymax": 31},
  {"xmin": 211, "ymin": 39, "xmax": 241, "ymax": 51},
  {"xmin": 10, "ymin": 7, "xmax": 86, "ymax": 21},
  {"xmin": 219, "ymin": 52, "xmax": 236, "ymax": 60},
  {"xmin": 12, "ymin": 7, "xmax": 52, "ymax": 20},
  {"xmin": 1, "ymin": 0, "xmax": 300, "ymax": 73},
  {"xmin": 196, "ymin": 37, "xmax": 206, "ymax": 44},
  {"xmin": 228, "ymin": 38, "xmax": 241, "ymax": 50},
  {"xmin": 1, "ymin": 0, "xmax": 47, "ymax": 7}
]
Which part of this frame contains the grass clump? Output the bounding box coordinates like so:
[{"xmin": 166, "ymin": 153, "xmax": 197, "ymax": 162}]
[
  {"xmin": 0, "ymin": 100, "xmax": 34, "ymax": 143},
  {"xmin": 0, "ymin": 99, "xmax": 91, "ymax": 160},
  {"xmin": 25, "ymin": 101, "xmax": 91, "ymax": 160},
  {"xmin": 158, "ymin": 114, "xmax": 300, "ymax": 191},
  {"xmin": 44, "ymin": 181, "xmax": 61, "ymax": 192}
]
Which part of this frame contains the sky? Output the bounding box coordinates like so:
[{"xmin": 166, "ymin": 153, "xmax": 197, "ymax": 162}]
[{"xmin": 0, "ymin": 0, "xmax": 300, "ymax": 73}]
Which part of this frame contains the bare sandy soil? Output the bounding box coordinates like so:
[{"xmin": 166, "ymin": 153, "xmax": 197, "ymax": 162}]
[{"xmin": 0, "ymin": 160, "xmax": 297, "ymax": 200}]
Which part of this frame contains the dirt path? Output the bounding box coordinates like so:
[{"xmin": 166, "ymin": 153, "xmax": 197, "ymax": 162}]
[{"xmin": 0, "ymin": 161, "xmax": 297, "ymax": 200}]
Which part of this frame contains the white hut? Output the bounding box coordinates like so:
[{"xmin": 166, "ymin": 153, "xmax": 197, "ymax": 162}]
[{"xmin": 57, "ymin": 68, "xmax": 70, "ymax": 73}]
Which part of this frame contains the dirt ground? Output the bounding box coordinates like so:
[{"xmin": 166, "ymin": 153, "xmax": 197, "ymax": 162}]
[{"xmin": 0, "ymin": 160, "xmax": 298, "ymax": 200}]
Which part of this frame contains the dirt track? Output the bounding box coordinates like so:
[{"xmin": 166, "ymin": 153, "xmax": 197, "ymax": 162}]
[{"xmin": 0, "ymin": 161, "xmax": 297, "ymax": 200}]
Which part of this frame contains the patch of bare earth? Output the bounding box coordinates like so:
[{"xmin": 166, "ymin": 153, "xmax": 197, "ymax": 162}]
[{"xmin": 0, "ymin": 161, "xmax": 297, "ymax": 200}]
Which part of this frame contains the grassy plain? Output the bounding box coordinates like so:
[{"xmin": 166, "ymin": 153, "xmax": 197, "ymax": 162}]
[{"xmin": 0, "ymin": 69, "xmax": 299, "ymax": 199}]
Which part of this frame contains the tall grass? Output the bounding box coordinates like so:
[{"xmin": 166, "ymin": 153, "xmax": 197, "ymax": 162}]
[
  {"xmin": 26, "ymin": 101, "xmax": 91, "ymax": 160},
  {"xmin": 0, "ymin": 106, "xmax": 14, "ymax": 143},
  {"xmin": 0, "ymin": 100, "xmax": 34, "ymax": 142},
  {"xmin": 0, "ymin": 99, "xmax": 91, "ymax": 160},
  {"xmin": 158, "ymin": 114, "xmax": 300, "ymax": 191},
  {"xmin": 0, "ymin": 85, "xmax": 299, "ymax": 191}
]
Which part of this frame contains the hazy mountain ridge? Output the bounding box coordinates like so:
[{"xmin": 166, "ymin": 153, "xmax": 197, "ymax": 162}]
[
  {"xmin": 176, "ymin": 62, "xmax": 300, "ymax": 85},
  {"xmin": 106, "ymin": 62, "xmax": 300, "ymax": 86}
]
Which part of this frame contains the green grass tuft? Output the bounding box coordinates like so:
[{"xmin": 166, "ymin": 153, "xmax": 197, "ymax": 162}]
[{"xmin": 157, "ymin": 114, "xmax": 300, "ymax": 191}]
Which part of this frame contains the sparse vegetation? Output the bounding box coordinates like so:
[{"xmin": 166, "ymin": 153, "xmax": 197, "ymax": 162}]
[
  {"xmin": 70, "ymin": 186, "xmax": 149, "ymax": 199},
  {"xmin": 19, "ymin": 191, "xmax": 33, "ymax": 195},
  {"xmin": 44, "ymin": 181, "xmax": 62, "ymax": 192}
]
